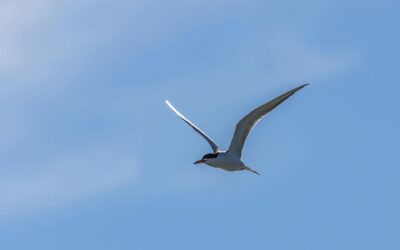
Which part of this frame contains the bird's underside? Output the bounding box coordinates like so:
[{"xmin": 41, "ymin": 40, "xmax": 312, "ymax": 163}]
[
  {"xmin": 166, "ymin": 84, "xmax": 308, "ymax": 175},
  {"xmin": 198, "ymin": 151, "xmax": 261, "ymax": 175}
]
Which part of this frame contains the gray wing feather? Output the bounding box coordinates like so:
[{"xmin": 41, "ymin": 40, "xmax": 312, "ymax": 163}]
[
  {"xmin": 166, "ymin": 100, "xmax": 220, "ymax": 153},
  {"xmin": 228, "ymin": 84, "xmax": 308, "ymax": 158}
]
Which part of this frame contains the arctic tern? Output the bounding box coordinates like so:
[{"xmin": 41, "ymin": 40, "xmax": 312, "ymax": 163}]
[{"xmin": 166, "ymin": 84, "xmax": 308, "ymax": 175}]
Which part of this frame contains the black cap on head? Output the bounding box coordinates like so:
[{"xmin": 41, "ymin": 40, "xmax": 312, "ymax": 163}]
[{"xmin": 202, "ymin": 153, "xmax": 219, "ymax": 160}]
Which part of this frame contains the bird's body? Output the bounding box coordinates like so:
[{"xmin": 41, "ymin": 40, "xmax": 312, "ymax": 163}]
[
  {"xmin": 202, "ymin": 152, "xmax": 244, "ymax": 171},
  {"xmin": 166, "ymin": 84, "xmax": 308, "ymax": 175},
  {"xmin": 200, "ymin": 152, "xmax": 261, "ymax": 175}
]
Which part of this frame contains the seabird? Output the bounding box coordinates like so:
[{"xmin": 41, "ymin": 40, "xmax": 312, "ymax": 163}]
[{"xmin": 166, "ymin": 84, "xmax": 308, "ymax": 175}]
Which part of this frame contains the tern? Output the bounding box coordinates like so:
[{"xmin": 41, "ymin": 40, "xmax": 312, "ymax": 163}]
[{"xmin": 166, "ymin": 84, "xmax": 308, "ymax": 175}]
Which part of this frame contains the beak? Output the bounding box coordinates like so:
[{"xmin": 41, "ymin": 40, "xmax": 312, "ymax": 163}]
[{"xmin": 194, "ymin": 159, "xmax": 206, "ymax": 164}]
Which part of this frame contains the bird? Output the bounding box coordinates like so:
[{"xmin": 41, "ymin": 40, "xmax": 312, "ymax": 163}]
[{"xmin": 165, "ymin": 84, "xmax": 308, "ymax": 175}]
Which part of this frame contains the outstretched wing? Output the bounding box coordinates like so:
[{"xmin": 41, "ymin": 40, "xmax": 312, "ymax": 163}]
[
  {"xmin": 228, "ymin": 84, "xmax": 308, "ymax": 158},
  {"xmin": 166, "ymin": 100, "xmax": 220, "ymax": 153}
]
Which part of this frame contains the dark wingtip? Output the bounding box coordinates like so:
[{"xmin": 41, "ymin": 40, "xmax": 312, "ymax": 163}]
[
  {"xmin": 291, "ymin": 83, "xmax": 309, "ymax": 93},
  {"xmin": 300, "ymin": 83, "xmax": 310, "ymax": 88}
]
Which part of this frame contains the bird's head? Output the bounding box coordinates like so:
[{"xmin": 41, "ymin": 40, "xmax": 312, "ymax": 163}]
[{"xmin": 194, "ymin": 153, "xmax": 219, "ymax": 164}]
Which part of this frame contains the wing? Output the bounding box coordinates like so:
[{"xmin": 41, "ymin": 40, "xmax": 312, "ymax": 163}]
[
  {"xmin": 165, "ymin": 100, "xmax": 220, "ymax": 153},
  {"xmin": 228, "ymin": 84, "xmax": 308, "ymax": 158}
]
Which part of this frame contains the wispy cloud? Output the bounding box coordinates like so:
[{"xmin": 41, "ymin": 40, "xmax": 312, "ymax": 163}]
[
  {"xmin": 0, "ymin": 0, "xmax": 358, "ymax": 220},
  {"xmin": 0, "ymin": 0, "xmax": 139, "ymax": 219},
  {"xmin": 0, "ymin": 144, "xmax": 136, "ymax": 219},
  {"xmin": 0, "ymin": 0, "xmax": 51, "ymax": 71},
  {"xmin": 260, "ymin": 30, "xmax": 356, "ymax": 82}
]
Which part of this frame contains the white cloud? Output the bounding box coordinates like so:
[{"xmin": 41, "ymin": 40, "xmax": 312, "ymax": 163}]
[
  {"xmin": 0, "ymin": 0, "xmax": 249, "ymax": 76},
  {"xmin": 217, "ymin": 26, "xmax": 358, "ymax": 90},
  {"xmin": 0, "ymin": 0, "xmax": 54, "ymax": 71},
  {"xmin": 0, "ymin": 144, "xmax": 137, "ymax": 219},
  {"xmin": 262, "ymin": 31, "xmax": 355, "ymax": 82},
  {"xmin": 0, "ymin": 0, "xmax": 359, "ymax": 219}
]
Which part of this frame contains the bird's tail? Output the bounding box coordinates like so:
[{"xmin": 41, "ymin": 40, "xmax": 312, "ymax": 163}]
[{"xmin": 244, "ymin": 166, "xmax": 261, "ymax": 175}]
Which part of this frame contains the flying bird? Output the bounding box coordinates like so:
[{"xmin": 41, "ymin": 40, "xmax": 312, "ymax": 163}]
[{"xmin": 165, "ymin": 84, "xmax": 308, "ymax": 175}]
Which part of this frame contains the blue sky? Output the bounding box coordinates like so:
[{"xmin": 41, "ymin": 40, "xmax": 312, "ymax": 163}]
[{"xmin": 0, "ymin": 0, "xmax": 399, "ymax": 249}]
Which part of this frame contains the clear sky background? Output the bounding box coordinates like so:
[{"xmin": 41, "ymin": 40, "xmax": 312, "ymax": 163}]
[{"xmin": 0, "ymin": 0, "xmax": 399, "ymax": 249}]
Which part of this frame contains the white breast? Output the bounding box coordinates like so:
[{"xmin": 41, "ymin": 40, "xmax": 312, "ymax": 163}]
[{"xmin": 205, "ymin": 152, "xmax": 245, "ymax": 171}]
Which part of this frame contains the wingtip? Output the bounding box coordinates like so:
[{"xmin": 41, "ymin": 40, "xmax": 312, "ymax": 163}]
[
  {"xmin": 165, "ymin": 99, "xmax": 181, "ymax": 115},
  {"xmin": 165, "ymin": 100, "xmax": 173, "ymax": 108},
  {"xmin": 292, "ymin": 83, "xmax": 309, "ymax": 92},
  {"xmin": 300, "ymin": 83, "xmax": 310, "ymax": 88}
]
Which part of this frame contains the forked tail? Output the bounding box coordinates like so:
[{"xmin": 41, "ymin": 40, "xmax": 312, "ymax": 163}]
[{"xmin": 244, "ymin": 166, "xmax": 261, "ymax": 175}]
